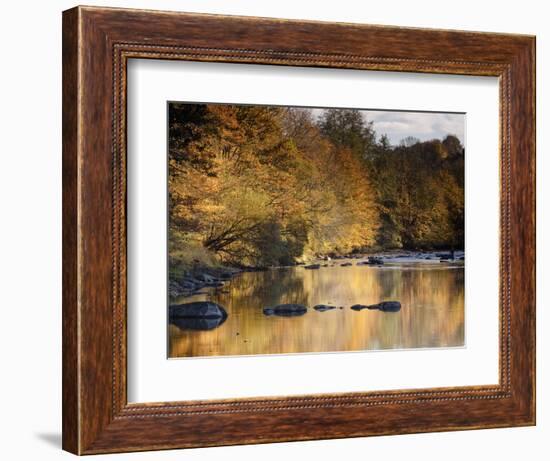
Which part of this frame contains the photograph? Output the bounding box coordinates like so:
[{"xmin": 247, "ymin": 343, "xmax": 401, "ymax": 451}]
[
  {"xmin": 167, "ymin": 102, "xmax": 466, "ymax": 358},
  {"xmin": 48, "ymin": 2, "xmax": 537, "ymax": 456}
]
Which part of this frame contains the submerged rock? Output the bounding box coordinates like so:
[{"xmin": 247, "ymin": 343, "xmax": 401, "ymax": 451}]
[
  {"xmin": 351, "ymin": 301, "xmax": 401, "ymax": 312},
  {"xmin": 340, "ymin": 262, "xmax": 353, "ymax": 267},
  {"xmin": 314, "ymin": 304, "xmax": 336, "ymax": 312},
  {"xmin": 263, "ymin": 304, "xmax": 308, "ymax": 317},
  {"xmin": 304, "ymin": 264, "xmax": 321, "ymax": 270}
]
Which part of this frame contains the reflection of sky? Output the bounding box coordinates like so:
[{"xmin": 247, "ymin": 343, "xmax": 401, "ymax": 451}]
[{"xmin": 311, "ymin": 108, "xmax": 465, "ymax": 146}]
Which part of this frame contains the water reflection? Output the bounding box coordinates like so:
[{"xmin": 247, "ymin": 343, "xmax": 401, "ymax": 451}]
[
  {"xmin": 170, "ymin": 315, "xmax": 228, "ymax": 331},
  {"xmin": 169, "ymin": 263, "xmax": 464, "ymax": 358}
]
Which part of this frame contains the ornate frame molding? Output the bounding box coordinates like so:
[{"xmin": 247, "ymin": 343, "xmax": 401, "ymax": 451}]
[{"xmin": 63, "ymin": 6, "xmax": 535, "ymax": 454}]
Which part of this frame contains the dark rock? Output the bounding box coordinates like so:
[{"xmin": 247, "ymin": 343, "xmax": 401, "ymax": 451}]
[
  {"xmin": 304, "ymin": 264, "xmax": 321, "ymax": 270},
  {"xmin": 168, "ymin": 280, "xmax": 184, "ymax": 297},
  {"xmin": 340, "ymin": 262, "xmax": 353, "ymax": 267},
  {"xmin": 376, "ymin": 301, "xmax": 401, "ymax": 312},
  {"xmin": 351, "ymin": 301, "xmax": 401, "ymax": 312},
  {"xmin": 357, "ymin": 257, "xmax": 384, "ymax": 265},
  {"xmin": 204, "ymin": 281, "xmax": 224, "ymax": 288},
  {"xmin": 196, "ymin": 273, "xmax": 218, "ymax": 283},
  {"xmin": 263, "ymin": 304, "xmax": 308, "ymax": 317},
  {"xmin": 313, "ymin": 304, "xmax": 336, "ymax": 312},
  {"xmin": 180, "ymin": 279, "xmax": 197, "ymax": 289},
  {"xmin": 368, "ymin": 256, "xmax": 384, "ymax": 265},
  {"xmin": 170, "ymin": 316, "xmax": 227, "ymax": 331},
  {"xmin": 350, "ymin": 304, "xmax": 374, "ymax": 311},
  {"xmin": 242, "ymin": 266, "xmax": 269, "ymax": 272},
  {"xmin": 169, "ymin": 302, "xmax": 228, "ymax": 330},
  {"xmin": 169, "ymin": 302, "xmax": 228, "ymax": 320}
]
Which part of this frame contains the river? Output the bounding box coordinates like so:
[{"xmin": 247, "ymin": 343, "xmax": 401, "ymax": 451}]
[{"xmin": 169, "ymin": 257, "xmax": 465, "ymax": 358}]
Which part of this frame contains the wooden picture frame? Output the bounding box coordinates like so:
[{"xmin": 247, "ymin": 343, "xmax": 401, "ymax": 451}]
[{"xmin": 62, "ymin": 5, "xmax": 536, "ymax": 455}]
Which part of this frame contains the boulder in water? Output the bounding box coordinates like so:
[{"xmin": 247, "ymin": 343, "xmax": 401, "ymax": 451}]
[
  {"xmin": 351, "ymin": 301, "xmax": 401, "ymax": 312},
  {"xmin": 304, "ymin": 264, "xmax": 321, "ymax": 270},
  {"xmin": 357, "ymin": 257, "xmax": 383, "ymax": 265},
  {"xmin": 169, "ymin": 302, "xmax": 228, "ymax": 320},
  {"xmin": 170, "ymin": 316, "xmax": 227, "ymax": 331},
  {"xmin": 169, "ymin": 302, "xmax": 228, "ymax": 330},
  {"xmin": 263, "ymin": 304, "xmax": 307, "ymax": 317},
  {"xmin": 351, "ymin": 304, "xmax": 374, "ymax": 311},
  {"xmin": 314, "ymin": 304, "xmax": 336, "ymax": 312}
]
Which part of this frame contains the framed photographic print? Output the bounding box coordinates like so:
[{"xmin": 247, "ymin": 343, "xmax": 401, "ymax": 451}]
[{"xmin": 62, "ymin": 5, "xmax": 535, "ymax": 455}]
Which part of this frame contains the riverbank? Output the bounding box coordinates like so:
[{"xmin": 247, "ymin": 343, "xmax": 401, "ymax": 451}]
[
  {"xmin": 169, "ymin": 249, "xmax": 464, "ymax": 299},
  {"xmin": 169, "ymin": 265, "xmax": 242, "ymax": 299}
]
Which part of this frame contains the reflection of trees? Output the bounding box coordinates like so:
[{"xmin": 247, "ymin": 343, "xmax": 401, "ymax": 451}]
[
  {"xmin": 218, "ymin": 268, "xmax": 310, "ymax": 309},
  {"xmin": 169, "ymin": 266, "xmax": 465, "ymax": 357}
]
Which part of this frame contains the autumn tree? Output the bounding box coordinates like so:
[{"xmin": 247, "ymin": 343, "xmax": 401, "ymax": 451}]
[
  {"xmin": 168, "ymin": 103, "xmax": 464, "ymax": 273},
  {"xmin": 318, "ymin": 109, "xmax": 377, "ymax": 160},
  {"xmin": 367, "ymin": 135, "xmax": 465, "ymax": 250}
]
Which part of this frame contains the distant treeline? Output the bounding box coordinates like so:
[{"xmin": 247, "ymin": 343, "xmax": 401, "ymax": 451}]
[{"xmin": 168, "ymin": 104, "xmax": 464, "ymax": 269}]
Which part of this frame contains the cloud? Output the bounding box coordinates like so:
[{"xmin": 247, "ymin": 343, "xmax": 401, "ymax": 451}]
[
  {"xmin": 310, "ymin": 107, "xmax": 465, "ymax": 146},
  {"xmin": 364, "ymin": 110, "xmax": 464, "ymax": 145}
]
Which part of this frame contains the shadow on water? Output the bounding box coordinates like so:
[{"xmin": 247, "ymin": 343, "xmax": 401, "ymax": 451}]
[{"xmin": 169, "ymin": 262, "xmax": 465, "ymax": 358}]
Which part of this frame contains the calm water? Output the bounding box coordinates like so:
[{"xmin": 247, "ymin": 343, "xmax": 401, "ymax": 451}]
[{"xmin": 169, "ymin": 261, "xmax": 465, "ymax": 358}]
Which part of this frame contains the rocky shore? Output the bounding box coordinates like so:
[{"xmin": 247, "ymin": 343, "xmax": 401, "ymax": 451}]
[
  {"xmin": 169, "ymin": 250, "xmax": 464, "ymax": 300},
  {"xmin": 169, "ymin": 266, "xmax": 242, "ymax": 299}
]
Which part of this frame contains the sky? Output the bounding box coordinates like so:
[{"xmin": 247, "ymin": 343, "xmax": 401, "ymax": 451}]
[
  {"xmin": 313, "ymin": 108, "xmax": 465, "ymax": 146},
  {"xmin": 364, "ymin": 110, "xmax": 465, "ymax": 146}
]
